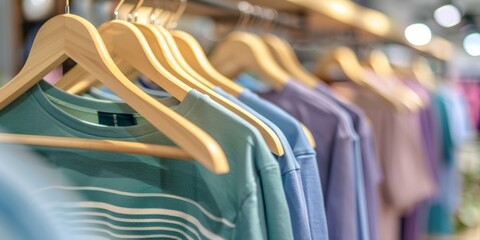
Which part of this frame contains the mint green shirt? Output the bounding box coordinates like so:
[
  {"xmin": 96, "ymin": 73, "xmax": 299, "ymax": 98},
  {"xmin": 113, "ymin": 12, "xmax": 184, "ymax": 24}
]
[{"xmin": 0, "ymin": 81, "xmax": 292, "ymax": 240}]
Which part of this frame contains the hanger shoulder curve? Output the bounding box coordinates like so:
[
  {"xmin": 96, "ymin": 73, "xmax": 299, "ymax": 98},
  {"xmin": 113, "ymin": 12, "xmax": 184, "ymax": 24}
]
[
  {"xmin": 314, "ymin": 47, "xmax": 401, "ymax": 110},
  {"xmin": 412, "ymin": 57, "xmax": 436, "ymax": 90},
  {"xmin": 132, "ymin": 22, "xmax": 206, "ymax": 87},
  {"xmin": 59, "ymin": 19, "xmax": 283, "ymax": 156},
  {"xmin": 368, "ymin": 50, "xmax": 395, "ymax": 77},
  {"xmin": 368, "ymin": 50, "xmax": 425, "ymax": 111},
  {"xmin": 134, "ymin": 25, "xmax": 284, "ymax": 156},
  {"xmin": 172, "ymin": 30, "xmax": 244, "ymax": 97},
  {"xmin": 209, "ymin": 32, "xmax": 290, "ymax": 91},
  {"xmin": 300, "ymin": 123, "xmax": 316, "ymax": 148},
  {"xmin": 262, "ymin": 34, "xmax": 318, "ymax": 88},
  {"xmin": 98, "ymin": 20, "xmax": 192, "ymax": 100},
  {"xmin": 0, "ymin": 14, "xmax": 228, "ymax": 174},
  {"xmin": 151, "ymin": 25, "xmax": 217, "ymax": 90}
]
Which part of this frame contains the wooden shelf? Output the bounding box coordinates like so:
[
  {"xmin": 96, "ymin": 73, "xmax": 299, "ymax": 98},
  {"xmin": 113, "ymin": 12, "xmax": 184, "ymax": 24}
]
[
  {"xmin": 129, "ymin": 0, "xmax": 454, "ymax": 61},
  {"xmin": 247, "ymin": 0, "xmax": 453, "ymax": 61}
]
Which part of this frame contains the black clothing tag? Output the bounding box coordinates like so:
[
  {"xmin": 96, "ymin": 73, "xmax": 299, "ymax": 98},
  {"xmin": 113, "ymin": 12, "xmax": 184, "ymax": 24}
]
[{"xmin": 98, "ymin": 112, "xmax": 136, "ymax": 127}]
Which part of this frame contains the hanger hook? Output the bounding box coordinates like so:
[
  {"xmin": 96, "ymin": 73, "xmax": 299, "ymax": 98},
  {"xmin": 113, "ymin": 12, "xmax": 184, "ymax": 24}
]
[
  {"xmin": 65, "ymin": 0, "xmax": 70, "ymax": 14},
  {"xmin": 259, "ymin": 7, "xmax": 269, "ymax": 31},
  {"xmin": 250, "ymin": 6, "xmax": 264, "ymax": 30},
  {"xmin": 149, "ymin": 0, "xmax": 163, "ymax": 24},
  {"xmin": 114, "ymin": 0, "xmax": 125, "ymax": 20},
  {"xmin": 242, "ymin": 3, "xmax": 254, "ymax": 30},
  {"xmin": 235, "ymin": 1, "xmax": 251, "ymax": 30},
  {"xmin": 152, "ymin": 0, "xmax": 172, "ymax": 26},
  {"xmin": 265, "ymin": 9, "xmax": 277, "ymax": 32},
  {"xmin": 247, "ymin": 5, "xmax": 258, "ymax": 30},
  {"xmin": 259, "ymin": 7, "xmax": 272, "ymax": 32},
  {"xmin": 166, "ymin": 0, "xmax": 187, "ymax": 29},
  {"xmin": 244, "ymin": 3, "xmax": 255, "ymax": 30},
  {"xmin": 128, "ymin": 0, "xmax": 145, "ymax": 22}
]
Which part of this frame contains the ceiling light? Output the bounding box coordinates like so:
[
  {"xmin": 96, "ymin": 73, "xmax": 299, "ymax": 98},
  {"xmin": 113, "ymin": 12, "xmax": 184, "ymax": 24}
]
[
  {"xmin": 463, "ymin": 33, "xmax": 480, "ymax": 56},
  {"xmin": 405, "ymin": 23, "xmax": 432, "ymax": 46},
  {"xmin": 434, "ymin": 4, "xmax": 461, "ymax": 28}
]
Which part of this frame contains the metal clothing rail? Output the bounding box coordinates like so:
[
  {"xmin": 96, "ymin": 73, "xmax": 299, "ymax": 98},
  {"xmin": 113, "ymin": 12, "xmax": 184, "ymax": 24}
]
[
  {"xmin": 112, "ymin": 0, "xmax": 303, "ymax": 29},
  {"xmin": 183, "ymin": 0, "xmax": 303, "ymax": 30},
  {"xmin": 100, "ymin": 0, "xmax": 453, "ymax": 60}
]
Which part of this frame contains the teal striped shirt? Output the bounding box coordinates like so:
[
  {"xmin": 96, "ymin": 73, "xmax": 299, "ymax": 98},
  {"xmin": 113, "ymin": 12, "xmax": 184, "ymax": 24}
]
[{"xmin": 0, "ymin": 81, "xmax": 292, "ymax": 240}]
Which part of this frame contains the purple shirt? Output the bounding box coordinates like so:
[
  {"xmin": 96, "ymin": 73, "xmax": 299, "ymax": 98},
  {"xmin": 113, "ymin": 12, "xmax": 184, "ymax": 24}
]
[
  {"xmin": 238, "ymin": 89, "xmax": 328, "ymax": 240},
  {"xmin": 213, "ymin": 87, "xmax": 312, "ymax": 240},
  {"xmin": 315, "ymin": 84, "xmax": 382, "ymax": 240},
  {"xmin": 258, "ymin": 80, "xmax": 357, "ymax": 240}
]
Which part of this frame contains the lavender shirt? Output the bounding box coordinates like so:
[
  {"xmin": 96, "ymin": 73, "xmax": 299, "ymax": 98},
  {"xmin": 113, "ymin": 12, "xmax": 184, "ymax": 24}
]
[
  {"xmin": 213, "ymin": 87, "xmax": 312, "ymax": 240},
  {"xmin": 315, "ymin": 84, "xmax": 381, "ymax": 240},
  {"xmin": 238, "ymin": 89, "xmax": 328, "ymax": 240},
  {"xmin": 257, "ymin": 80, "xmax": 358, "ymax": 240}
]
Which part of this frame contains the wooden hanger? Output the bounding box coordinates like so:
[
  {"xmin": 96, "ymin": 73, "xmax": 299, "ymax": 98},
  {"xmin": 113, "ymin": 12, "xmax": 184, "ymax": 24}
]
[
  {"xmin": 137, "ymin": 23, "xmax": 215, "ymax": 89},
  {"xmin": 132, "ymin": 23, "xmax": 285, "ymax": 156},
  {"xmin": 262, "ymin": 34, "xmax": 318, "ymax": 88},
  {"xmin": 58, "ymin": 1, "xmax": 216, "ymax": 93},
  {"xmin": 146, "ymin": 2, "xmax": 218, "ymax": 90},
  {"xmin": 171, "ymin": 30, "xmax": 244, "ymax": 97},
  {"xmin": 150, "ymin": 0, "xmax": 243, "ymax": 97},
  {"xmin": 57, "ymin": 58, "xmax": 138, "ymax": 94},
  {"xmin": 173, "ymin": 31, "xmax": 317, "ymax": 148},
  {"xmin": 412, "ymin": 57, "xmax": 436, "ymax": 90},
  {"xmin": 209, "ymin": 32, "xmax": 290, "ymax": 91},
  {"xmin": 156, "ymin": 1, "xmax": 286, "ymax": 153},
  {"xmin": 56, "ymin": 4, "xmax": 284, "ymax": 156},
  {"xmin": 314, "ymin": 46, "xmax": 402, "ymax": 110},
  {"xmin": 367, "ymin": 49, "xmax": 397, "ymax": 77},
  {"xmin": 55, "ymin": 20, "xmax": 193, "ymax": 100},
  {"xmin": 82, "ymin": 24, "xmax": 283, "ymax": 156},
  {"xmin": 55, "ymin": 3, "xmax": 284, "ymax": 157},
  {"xmin": 0, "ymin": 14, "xmax": 229, "ymax": 173},
  {"xmin": 166, "ymin": 23, "xmax": 319, "ymax": 148},
  {"xmin": 207, "ymin": 3, "xmax": 289, "ymax": 90},
  {"xmin": 367, "ymin": 50, "xmax": 424, "ymax": 111}
]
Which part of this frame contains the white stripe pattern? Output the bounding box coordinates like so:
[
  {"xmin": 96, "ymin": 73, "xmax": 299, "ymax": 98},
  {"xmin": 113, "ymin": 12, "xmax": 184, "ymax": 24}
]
[
  {"xmin": 67, "ymin": 219, "xmax": 195, "ymax": 240},
  {"xmin": 52, "ymin": 211, "xmax": 202, "ymax": 240},
  {"xmin": 68, "ymin": 227, "xmax": 182, "ymax": 239},
  {"xmin": 71, "ymin": 235, "xmax": 110, "ymax": 240},
  {"xmin": 47, "ymin": 201, "xmax": 225, "ymax": 240},
  {"xmin": 35, "ymin": 186, "xmax": 235, "ymax": 227}
]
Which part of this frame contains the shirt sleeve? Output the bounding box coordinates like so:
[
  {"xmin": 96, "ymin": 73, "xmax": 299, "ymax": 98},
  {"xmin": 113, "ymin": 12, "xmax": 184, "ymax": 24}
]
[
  {"xmin": 324, "ymin": 131, "xmax": 357, "ymax": 240},
  {"xmin": 296, "ymin": 153, "xmax": 329, "ymax": 240},
  {"xmin": 282, "ymin": 170, "xmax": 312, "ymax": 240},
  {"xmin": 257, "ymin": 164, "xmax": 294, "ymax": 240},
  {"xmin": 231, "ymin": 190, "xmax": 267, "ymax": 240}
]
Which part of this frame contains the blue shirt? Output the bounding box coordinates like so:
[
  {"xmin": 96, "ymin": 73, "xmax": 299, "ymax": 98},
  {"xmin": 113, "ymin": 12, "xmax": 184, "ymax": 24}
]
[
  {"xmin": 238, "ymin": 88, "xmax": 329, "ymax": 240},
  {"xmin": 238, "ymin": 75, "xmax": 360, "ymax": 240},
  {"xmin": 213, "ymin": 87, "xmax": 312, "ymax": 240},
  {"xmin": 296, "ymin": 83, "xmax": 370, "ymax": 240}
]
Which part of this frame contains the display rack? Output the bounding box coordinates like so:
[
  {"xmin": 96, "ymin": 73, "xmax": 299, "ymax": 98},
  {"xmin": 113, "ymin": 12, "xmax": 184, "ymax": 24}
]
[{"xmin": 119, "ymin": 0, "xmax": 454, "ymax": 61}]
